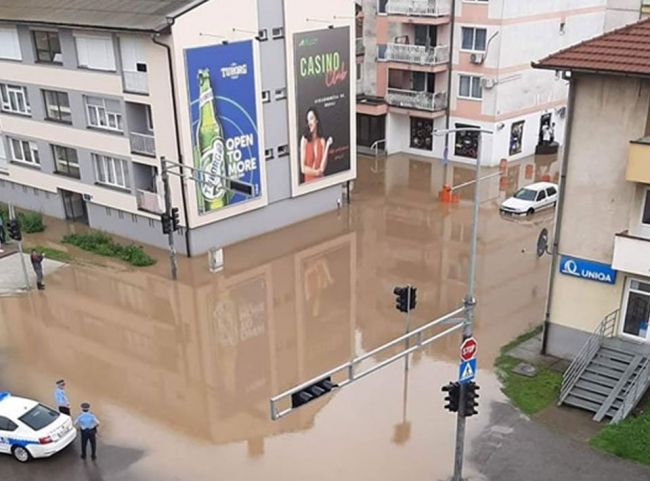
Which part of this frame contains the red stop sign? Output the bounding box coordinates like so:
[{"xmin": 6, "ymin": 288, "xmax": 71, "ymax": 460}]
[{"xmin": 460, "ymin": 338, "xmax": 477, "ymax": 362}]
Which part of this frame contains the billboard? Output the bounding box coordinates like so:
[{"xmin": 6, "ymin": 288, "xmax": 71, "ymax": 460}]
[
  {"xmin": 185, "ymin": 41, "xmax": 264, "ymax": 215},
  {"xmin": 290, "ymin": 26, "xmax": 353, "ymax": 195}
]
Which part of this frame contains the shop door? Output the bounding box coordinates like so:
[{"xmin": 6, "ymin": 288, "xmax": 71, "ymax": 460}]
[
  {"xmin": 620, "ymin": 279, "xmax": 650, "ymax": 342},
  {"xmin": 61, "ymin": 191, "xmax": 88, "ymax": 224}
]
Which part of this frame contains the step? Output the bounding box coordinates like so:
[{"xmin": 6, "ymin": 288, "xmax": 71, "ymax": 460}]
[
  {"xmin": 570, "ymin": 387, "xmax": 607, "ymax": 404},
  {"xmin": 575, "ymin": 380, "xmax": 614, "ymax": 397},
  {"xmin": 586, "ymin": 365, "xmax": 625, "ymax": 380},
  {"xmin": 564, "ymin": 395, "xmax": 600, "ymax": 413},
  {"xmin": 598, "ymin": 348, "xmax": 635, "ymax": 363},
  {"xmin": 581, "ymin": 372, "xmax": 618, "ymax": 388},
  {"xmin": 593, "ymin": 354, "xmax": 643, "ymax": 422},
  {"xmin": 590, "ymin": 358, "xmax": 627, "ymax": 373}
]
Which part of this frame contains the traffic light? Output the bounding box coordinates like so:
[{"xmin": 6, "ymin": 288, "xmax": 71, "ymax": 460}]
[
  {"xmin": 462, "ymin": 382, "xmax": 480, "ymax": 417},
  {"xmin": 7, "ymin": 219, "xmax": 21, "ymax": 241},
  {"xmin": 291, "ymin": 376, "xmax": 337, "ymax": 408},
  {"xmin": 394, "ymin": 286, "xmax": 408, "ymax": 313},
  {"xmin": 442, "ymin": 382, "xmax": 460, "ymax": 413},
  {"xmin": 171, "ymin": 207, "xmax": 180, "ymax": 231},
  {"xmin": 409, "ymin": 286, "xmax": 417, "ymax": 310},
  {"xmin": 161, "ymin": 212, "xmax": 172, "ymax": 235}
]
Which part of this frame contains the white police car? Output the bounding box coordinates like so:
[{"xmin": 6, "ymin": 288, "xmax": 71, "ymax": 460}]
[{"xmin": 0, "ymin": 392, "xmax": 76, "ymax": 462}]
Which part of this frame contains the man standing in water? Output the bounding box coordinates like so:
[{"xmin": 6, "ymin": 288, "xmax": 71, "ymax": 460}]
[{"xmin": 30, "ymin": 248, "xmax": 45, "ymax": 290}]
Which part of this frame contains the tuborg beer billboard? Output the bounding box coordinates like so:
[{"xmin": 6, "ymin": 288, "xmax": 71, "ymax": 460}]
[{"xmin": 185, "ymin": 41, "xmax": 264, "ymax": 216}]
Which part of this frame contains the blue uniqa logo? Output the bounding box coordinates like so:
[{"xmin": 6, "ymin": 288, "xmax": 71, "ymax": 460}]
[{"xmin": 559, "ymin": 256, "xmax": 616, "ymax": 284}]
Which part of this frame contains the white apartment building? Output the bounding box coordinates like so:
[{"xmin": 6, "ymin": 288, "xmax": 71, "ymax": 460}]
[
  {"xmin": 0, "ymin": 0, "xmax": 356, "ymax": 256},
  {"xmin": 357, "ymin": 0, "xmax": 644, "ymax": 167}
]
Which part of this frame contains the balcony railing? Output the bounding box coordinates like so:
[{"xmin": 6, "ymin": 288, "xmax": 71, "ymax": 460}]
[
  {"xmin": 383, "ymin": 43, "xmax": 449, "ymax": 65},
  {"xmin": 356, "ymin": 37, "xmax": 365, "ymax": 56},
  {"xmin": 386, "ymin": 88, "xmax": 447, "ymax": 112},
  {"xmin": 386, "ymin": 0, "xmax": 451, "ymax": 17},
  {"xmin": 123, "ymin": 70, "xmax": 149, "ymax": 95},
  {"xmin": 130, "ymin": 132, "xmax": 156, "ymax": 157},
  {"xmin": 137, "ymin": 189, "xmax": 164, "ymax": 215}
]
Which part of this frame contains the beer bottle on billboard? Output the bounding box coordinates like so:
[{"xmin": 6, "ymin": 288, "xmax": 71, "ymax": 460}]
[{"xmin": 195, "ymin": 68, "xmax": 230, "ymax": 213}]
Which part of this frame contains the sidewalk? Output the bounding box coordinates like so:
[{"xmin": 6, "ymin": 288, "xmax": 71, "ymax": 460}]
[{"xmin": 0, "ymin": 251, "xmax": 65, "ymax": 296}]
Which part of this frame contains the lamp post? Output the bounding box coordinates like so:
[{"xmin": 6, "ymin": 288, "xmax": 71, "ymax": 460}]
[{"xmin": 434, "ymin": 127, "xmax": 493, "ymax": 481}]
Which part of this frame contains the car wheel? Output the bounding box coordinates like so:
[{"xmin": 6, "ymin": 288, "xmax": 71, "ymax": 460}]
[
  {"xmin": 526, "ymin": 208, "xmax": 535, "ymax": 216},
  {"xmin": 12, "ymin": 445, "xmax": 31, "ymax": 463}
]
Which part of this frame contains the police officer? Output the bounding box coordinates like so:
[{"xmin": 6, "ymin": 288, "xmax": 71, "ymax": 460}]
[
  {"xmin": 74, "ymin": 402, "xmax": 99, "ymax": 460},
  {"xmin": 54, "ymin": 379, "xmax": 70, "ymax": 415}
]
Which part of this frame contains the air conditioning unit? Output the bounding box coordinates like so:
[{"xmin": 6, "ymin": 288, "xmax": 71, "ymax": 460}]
[
  {"xmin": 82, "ymin": 193, "xmax": 93, "ymax": 202},
  {"xmin": 469, "ymin": 52, "xmax": 485, "ymax": 65},
  {"xmin": 480, "ymin": 77, "xmax": 496, "ymax": 89}
]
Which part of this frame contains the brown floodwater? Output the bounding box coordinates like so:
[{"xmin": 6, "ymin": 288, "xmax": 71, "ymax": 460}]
[{"xmin": 0, "ymin": 153, "xmax": 556, "ymax": 481}]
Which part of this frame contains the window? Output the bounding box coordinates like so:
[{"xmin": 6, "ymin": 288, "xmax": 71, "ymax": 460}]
[
  {"xmin": 19, "ymin": 404, "xmax": 59, "ymax": 431},
  {"xmin": 275, "ymin": 88, "xmax": 287, "ymax": 100},
  {"xmin": 509, "ymin": 120, "xmax": 524, "ymax": 156},
  {"xmin": 410, "ymin": 117, "xmax": 433, "ymax": 151},
  {"xmin": 0, "ymin": 138, "xmax": 7, "ymax": 170},
  {"xmin": 0, "ymin": 84, "xmax": 31, "ymax": 115},
  {"xmin": 459, "ymin": 74, "xmax": 482, "ymax": 99},
  {"xmin": 0, "ymin": 27, "xmax": 21, "ymax": 60},
  {"xmin": 9, "ymin": 137, "xmax": 39, "ymax": 165},
  {"xmin": 546, "ymin": 186, "xmax": 557, "ymax": 197},
  {"xmin": 52, "ymin": 145, "xmax": 80, "ymax": 178},
  {"xmin": 536, "ymin": 190, "xmax": 546, "ymax": 202},
  {"xmin": 642, "ymin": 190, "xmax": 650, "ymax": 225},
  {"xmin": 272, "ymin": 27, "xmax": 285, "ymax": 39},
  {"xmin": 265, "ymin": 148, "xmax": 274, "ymax": 160},
  {"xmin": 33, "ymin": 30, "xmax": 62, "ymax": 63},
  {"xmin": 145, "ymin": 105, "xmax": 154, "ymax": 131},
  {"xmin": 85, "ymin": 96, "xmax": 123, "ymax": 132},
  {"xmin": 258, "ymin": 29, "xmax": 268, "ymax": 41},
  {"xmin": 93, "ymin": 153, "xmax": 129, "ymax": 189},
  {"xmin": 43, "ymin": 90, "xmax": 71, "ymax": 122},
  {"xmin": 277, "ymin": 144, "xmax": 289, "ymax": 157},
  {"xmin": 461, "ymin": 27, "xmax": 487, "ymax": 51},
  {"xmin": 454, "ymin": 123, "xmax": 479, "ymax": 158},
  {"xmin": 261, "ymin": 90, "xmax": 270, "ymax": 103},
  {"xmin": 75, "ymin": 34, "xmax": 116, "ymax": 71},
  {"xmin": 0, "ymin": 416, "xmax": 18, "ymax": 432}
]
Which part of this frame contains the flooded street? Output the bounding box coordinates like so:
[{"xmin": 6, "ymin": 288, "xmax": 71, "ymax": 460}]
[{"xmin": 0, "ymin": 154, "xmax": 557, "ymax": 481}]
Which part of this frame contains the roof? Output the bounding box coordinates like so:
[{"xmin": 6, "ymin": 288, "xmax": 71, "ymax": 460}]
[
  {"xmin": 0, "ymin": 0, "xmax": 207, "ymax": 33},
  {"xmin": 534, "ymin": 17, "xmax": 650, "ymax": 77},
  {"xmin": 0, "ymin": 393, "xmax": 37, "ymax": 416}
]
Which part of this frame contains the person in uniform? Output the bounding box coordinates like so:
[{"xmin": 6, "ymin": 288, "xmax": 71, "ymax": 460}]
[
  {"xmin": 74, "ymin": 402, "xmax": 100, "ymax": 460},
  {"xmin": 54, "ymin": 379, "xmax": 70, "ymax": 415}
]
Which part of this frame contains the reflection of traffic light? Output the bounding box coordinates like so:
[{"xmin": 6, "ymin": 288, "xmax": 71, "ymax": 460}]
[
  {"xmin": 409, "ymin": 286, "xmax": 417, "ymax": 310},
  {"xmin": 160, "ymin": 213, "xmax": 172, "ymax": 235},
  {"xmin": 7, "ymin": 219, "xmax": 21, "ymax": 241},
  {"xmin": 291, "ymin": 377, "xmax": 337, "ymax": 408},
  {"xmin": 171, "ymin": 207, "xmax": 180, "ymax": 231},
  {"xmin": 442, "ymin": 382, "xmax": 460, "ymax": 413},
  {"xmin": 394, "ymin": 286, "xmax": 408, "ymax": 313},
  {"xmin": 462, "ymin": 382, "xmax": 479, "ymax": 417}
]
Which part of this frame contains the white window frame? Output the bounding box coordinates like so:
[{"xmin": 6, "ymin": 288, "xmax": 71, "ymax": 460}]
[
  {"xmin": 8, "ymin": 137, "xmax": 39, "ymax": 166},
  {"xmin": 85, "ymin": 96, "xmax": 123, "ymax": 132},
  {"xmin": 0, "ymin": 84, "xmax": 31, "ymax": 115},
  {"xmin": 52, "ymin": 144, "xmax": 80, "ymax": 178},
  {"xmin": 458, "ymin": 74, "xmax": 482, "ymax": 100},
  {"xmin": 92, "ymin": 153, "xmax": 129, "ymax": 189},
  {"xmin": 0, "ymin": 26, "xmax": 22, "ymax": 60},
  {"xmin": 461, "ymin": 27, "xmax": 487, "ymax": 52},
  {"xmin": 145, "ymin": 105, "xmax": 154, "ymax": 132},
  {"xmin": 74, "ymin": 33, "xmax": 116, "ymax": 71},
  {"xmin": 0, "ymin": 137, "xmax": 7, "ymax": 171}
]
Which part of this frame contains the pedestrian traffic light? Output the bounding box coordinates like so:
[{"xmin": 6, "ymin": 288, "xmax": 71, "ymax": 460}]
[
  {"xmin": 442, "ymin": 382, "xmax": 460, "ymax": 413},
  {"xmin": 160, "ymin": 212, "xmax": 172, "ymax": 235},
  {"xmin": 171, "ymin": 207, "xmax": 180, "ymax": 231},
  {"xmin": 7, "ymin": 219, "xmax": 21, "ymax": 241},
  {"xmin": 409, "ymin": 286, "xmax": 417, "ymax": 310},
  {"xmin": 291, "ymin": 376, "xmax": 337, "ymax": 409},
  {"xmin": 394, "ymin": 286, "xmax": 409, "ymax": 313},
  {"xmin": 462, "ymin": 382, "xmax": 479, "ymax": 417}
]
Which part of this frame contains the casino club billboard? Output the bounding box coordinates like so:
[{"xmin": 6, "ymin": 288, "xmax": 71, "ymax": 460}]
[
  {"xmin": 292, "ymin": 26, "xmax": 352, "ymax": 192},
  {"xmin": 184, "ymin": 41, "xmax": 264, "ymax": 215}
]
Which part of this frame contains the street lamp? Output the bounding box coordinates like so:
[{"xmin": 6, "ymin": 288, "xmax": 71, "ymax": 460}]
[{"xmin": 433, "ymin": 127, "xmax": 493, "ymax": 481}]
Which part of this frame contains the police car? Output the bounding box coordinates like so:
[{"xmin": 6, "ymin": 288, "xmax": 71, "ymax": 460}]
[{"xmin": 0, "ymin": 392, "xmax": 76, "ymax": 462}]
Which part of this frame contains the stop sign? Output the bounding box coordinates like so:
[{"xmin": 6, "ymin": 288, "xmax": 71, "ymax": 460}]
[{"xmin": 460, "ymin": 338, "xmax": 478, "ymax": 362}]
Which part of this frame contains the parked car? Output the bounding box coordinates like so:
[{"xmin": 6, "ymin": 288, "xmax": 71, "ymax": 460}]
[
  {"xmin": 0, "ymin": 392, "xmax": 76, "ymax": 462},
  {"xmin": 500, "ymin": 182, "xmax": 558, "ymax": 216}
]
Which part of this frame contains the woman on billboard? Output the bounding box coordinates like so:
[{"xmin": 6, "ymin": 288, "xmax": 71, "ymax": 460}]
[{"xmin": 300, "ymin": 107, "xmax": 333, "ymax": 183}]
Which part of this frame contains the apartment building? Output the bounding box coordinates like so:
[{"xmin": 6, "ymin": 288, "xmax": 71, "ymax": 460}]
[
  {"xmin": 357, "ymin": 0, "xmax": 641, "ymax": 168},
  {"xmin": 534, "ymin": 19, "xmax": 650, "ymax": 422},
  {"xmin": 0, "ymin": 0, "xmax": 356, "ymax": 256}
]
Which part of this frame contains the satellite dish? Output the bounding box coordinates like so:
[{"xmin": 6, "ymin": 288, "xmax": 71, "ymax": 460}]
[{"xmin": 537, "ymin": 228, "xmax": 549, "ymax": 258}]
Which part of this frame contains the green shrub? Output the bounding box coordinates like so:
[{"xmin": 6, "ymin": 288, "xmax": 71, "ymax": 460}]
[
  {"xmin": 17, "ymin": 212, "xmax": 45, "ymax": 233},
  {"xmin": 62, "ymin": 231, "xmax": 156, "ymax": 267}
]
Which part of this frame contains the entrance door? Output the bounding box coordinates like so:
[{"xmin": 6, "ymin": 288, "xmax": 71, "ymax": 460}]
[
  {"xmin": 61, "ymin": 191, "xmax": 88, "ymax": 224},
  {"xmin": 620, "ymin": 279, "xmax": 650, "ymax": 342}
]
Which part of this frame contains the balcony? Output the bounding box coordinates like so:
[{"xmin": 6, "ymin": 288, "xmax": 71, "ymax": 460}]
[
  {"xmin": 356, "ymin": 37, "xmax": 365, "ymax": 56},
  {"xmin": 381, "ymin": 43, "xmax": 449, "ymax": 66},
  {"xmin": 385, "ymin": 0, "xmax": 451, "ymax": 17},
  {"xmin": 627, "ymin": 137, "xmax": 650, "ymax": 183},
  {"xmin": 130, "ymin": 132, "xmax": 156, "ymax": 157},
  {"xmin": 123, "ymin": 70, "xmax": 149, "ymax": 95},
  {"xmin": 136, "ymin": 189, "xmax": 164, "ymax": 215},
  {"xmin": 386, "ymin": 88, "xmax": 447, "ymax": 112},
  {"xmin": 612, "ymin": 231, "xmax": 650, "ymax": 277}
]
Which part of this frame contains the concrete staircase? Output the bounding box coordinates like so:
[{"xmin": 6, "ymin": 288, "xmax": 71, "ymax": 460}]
[{"xmin": 559, "ymin": 311, "xmax": 650, "ymax": 424}]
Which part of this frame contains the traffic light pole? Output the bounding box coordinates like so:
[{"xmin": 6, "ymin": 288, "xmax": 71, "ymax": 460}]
[
  {"xmin": 8, "ymin": 204, "xmax": 30, "ymax": 291},
  {"xmin": 160, "ymin": 158, "xmax": 178, "ymax": 281}
]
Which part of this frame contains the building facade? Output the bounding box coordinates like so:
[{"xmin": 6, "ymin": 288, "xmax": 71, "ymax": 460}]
[
  {"xmin": 357, "ymin": 0, "xmax": 643, "ymax": 168},
  {"xmin": 0, "ymin": 0, "xmax": 356, "ymax": 256}
]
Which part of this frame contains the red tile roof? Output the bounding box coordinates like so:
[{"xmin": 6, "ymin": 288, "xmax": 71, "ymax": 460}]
[{"xmin": 533, "ymin": 17, "xmax": 650, "ymax": 77}]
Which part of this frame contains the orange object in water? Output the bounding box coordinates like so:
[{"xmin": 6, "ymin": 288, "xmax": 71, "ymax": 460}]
[{"xmin": 439, "ymin": 184, "xmax": 452, "ymax": 203}]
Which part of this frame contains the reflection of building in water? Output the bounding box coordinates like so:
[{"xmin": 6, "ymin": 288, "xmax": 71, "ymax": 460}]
[{"xmin": 0, "ymin": 224, "xmax": 357, "ymax": 450}]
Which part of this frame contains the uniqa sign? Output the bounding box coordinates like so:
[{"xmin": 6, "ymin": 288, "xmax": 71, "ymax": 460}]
[{"xmin": 559, "ymin": 255, "xmax": 617, "ymax": 285}]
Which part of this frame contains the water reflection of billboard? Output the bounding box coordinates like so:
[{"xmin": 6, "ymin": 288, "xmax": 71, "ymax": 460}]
[{"xmin": 294, "ymin": 27, "xmax": 351, "ymax": 186}]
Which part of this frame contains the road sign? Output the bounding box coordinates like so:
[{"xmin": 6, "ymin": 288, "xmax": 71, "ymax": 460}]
[
  {"xmin": 460, "ymin": 337, "xmax": 477, "ymax": 362},
  {"xmin": 458, "ymin": 359, "xmax": 477, "ymax": 385}
]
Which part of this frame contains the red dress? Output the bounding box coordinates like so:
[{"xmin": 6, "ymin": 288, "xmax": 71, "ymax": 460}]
[{"xmin": 304, "ymin": 139, "xmax": 324, "ymax": 183}]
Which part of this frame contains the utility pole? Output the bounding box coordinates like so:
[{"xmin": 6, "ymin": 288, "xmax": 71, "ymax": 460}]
[
  {"xmin": 8, "ymin": 204, "xmax": 30, "ymax": 291},
  {"xmin": 160, "ymin": 157, "xmax": 178, "ymax": 281}
]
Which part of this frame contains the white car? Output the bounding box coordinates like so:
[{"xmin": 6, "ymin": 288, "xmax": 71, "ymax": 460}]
[
  {"xmin": 500, "ymin": 182, "xmax": 558, "ymax": 216},
  {"xmin": 0, "ymin": 391, "xmax": 77, "ymax": 462}
]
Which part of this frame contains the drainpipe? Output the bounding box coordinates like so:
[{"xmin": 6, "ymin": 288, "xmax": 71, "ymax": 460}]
[
  {"xmin": 152, "ymin": 22, "xmax": 192, "ymax": 257},
  {"xmin": 541, "ymin": 74, "xmax": 577, "ymax": 355},
  {"xmin": 442, "ymin": 0, "xmax": 456, "ymax": 182}
]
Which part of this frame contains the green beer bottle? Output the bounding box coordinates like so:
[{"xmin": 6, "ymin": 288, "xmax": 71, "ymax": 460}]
[{"xmin": 194, "ymin": 69, "xmax": 231, "ymax": 213}]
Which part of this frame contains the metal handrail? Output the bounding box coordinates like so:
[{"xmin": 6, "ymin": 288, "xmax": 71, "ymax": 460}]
[
  {"xmin": 612, "ymin": 355, "xmax": 650, "ymax": 423},
  {"xmin": 369, "ymin": 139, "xmax": 386, "ymax": 174},
  {"xmin": 559, "ymin": 310, "xmax": 618, "ymax": 404}
]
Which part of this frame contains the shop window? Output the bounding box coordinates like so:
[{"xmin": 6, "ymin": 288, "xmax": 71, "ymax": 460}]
[
  {"xmin": 410, "ymin": 117, "xmax": 433, "ymax": 151},
  {"xmin": 454, "ymin": 123, "xmax": 479, "ymax": 159},
  {"xmin": 509, "ymin": 121, "xmax": 524, "ymax": 156}
]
